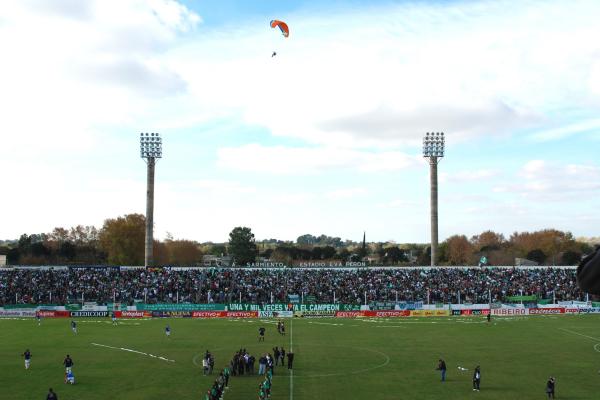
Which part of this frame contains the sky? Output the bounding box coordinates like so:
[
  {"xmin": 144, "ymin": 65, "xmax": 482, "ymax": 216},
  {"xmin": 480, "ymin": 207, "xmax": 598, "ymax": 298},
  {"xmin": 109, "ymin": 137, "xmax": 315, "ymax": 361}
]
[{"xmin": 1, "ymin": 0, "xmax": 599, "ymax": 243}]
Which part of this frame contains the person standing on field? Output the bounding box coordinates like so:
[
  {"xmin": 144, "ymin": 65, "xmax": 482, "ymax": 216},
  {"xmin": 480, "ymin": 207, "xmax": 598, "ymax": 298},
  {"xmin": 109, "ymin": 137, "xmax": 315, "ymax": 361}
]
[
  {"xmin": 63, "ymin": 355, "xmax": 74, "ymax": 374},
  {"xmin": 437, "ymin": 359, "xmax": 447, "ymax": 382},
  {"xmin": 472, "ymin": 365, "xmax": 481, "ymax": 391},
  {"xmin": 273, "ymin": 347, "xmax": 280, "ymax": 366},
  {"xmin": 22, "ymin": 349, "xmax": 32, "ymax": 369},
  {"xmin": 546, "ymin": 377, "xmax": 556, "ymax": 399},
  {"xmin": 258, "ymin": 354, "xmax": 267, "ymax": 375},
  {"xmin": 46, "ymin": 388, "xmax": 58, "ymax": 400}
]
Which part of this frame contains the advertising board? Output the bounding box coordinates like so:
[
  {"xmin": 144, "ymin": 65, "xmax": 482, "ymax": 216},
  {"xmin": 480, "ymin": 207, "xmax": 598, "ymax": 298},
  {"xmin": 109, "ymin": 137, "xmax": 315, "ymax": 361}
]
[
  {"xmin": 459, "ymin": 309, "xmax": 490, "ymax": 316},
  {"xmin": 37, "ymin": 310, "xmax": 70, "ymax": 318},
  {"xmin": 492, "ymin": 308, "xmax": 527, "ymax": 316},
  {"xmin": 70, "ymin": 311, "xmax": 108, "ymax": 317},
  {"xmin": 192, "ymin": 311, "xmax": 227, "ymax": 318},
  {"xmin": 227, "ymin": 311, "xmax": 259, "ymax": 318},
  {"xmin": 115, "ymin": 311, "xmax": 151, "ymax": 318},
  {"xmin": 151, "ymin": 311, "xmax": 192, "ymax": 318},
  {"xmin": 528, "ymin": 308, "xmax": 565, "ymax": 315},
  {"xmin": 0, "ymin": 310, "xmax": 36, "ymax": 317}
]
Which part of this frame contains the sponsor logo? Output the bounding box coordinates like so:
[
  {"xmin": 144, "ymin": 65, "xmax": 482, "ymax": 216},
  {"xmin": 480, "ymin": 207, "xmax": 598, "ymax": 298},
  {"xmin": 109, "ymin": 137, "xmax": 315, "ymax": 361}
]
[
  {"xmin": 36, "ymin": 310, "xmax": 70, "ymax": 318},
  {"xmin": 70, "ymin": 311, "xmax": 108, "ymax": 317},
  {"xmin": 492, "ymin": 308, "xmax": 527, "ymax": 316},
  {"xmin": 273, "ymin": 311, "xmax": 294, "ymax": 318},
  {"xmin": 335, "ymin": 311, "xmax": 365, "ymax": 318},
  {"xmin": 0, "ymin": 310, "xmax": 37, "ymax": 317},
  {"xmin": 577, "ymin": 308, "xmax": 600, "ymax": 313},
  {"xmin": 409, "ymin": 310, "xmax": 450, "ymax": 317},
  {"xmin": 227, "ymin": 311, "xmax": 258, "ymax": 318},
  {"xmin": 192, "ymin": 311, "xmax": 227, "ymax": 318},
  {"xmin": 528, "ymin": 308, "xmax": 565, "ymax": 315},
  {"xmin": 459, "ymin": 309, "xmax": 489, "ymax": 316},
  {"xmin": 117, "ymin": 311, "xmax": 149, "ymax": 318},
  {"xmin": 372, "ymin": 310, "xmax": 410, "ymax": 317}
]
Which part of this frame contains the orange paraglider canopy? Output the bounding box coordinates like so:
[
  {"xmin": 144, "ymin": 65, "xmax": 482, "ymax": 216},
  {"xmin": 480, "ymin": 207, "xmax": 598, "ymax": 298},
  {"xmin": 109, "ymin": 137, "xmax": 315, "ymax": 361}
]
[{"xmin": 270, "ymin": 20, "xmax": 289, "ymax": 37}]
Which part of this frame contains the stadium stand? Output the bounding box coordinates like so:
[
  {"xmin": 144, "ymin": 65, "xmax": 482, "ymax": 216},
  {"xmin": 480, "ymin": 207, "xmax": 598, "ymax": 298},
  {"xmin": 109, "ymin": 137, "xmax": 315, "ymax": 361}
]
[{"xmin": 0, "ymin": 267, "xmax": 584, "ymax": 306}]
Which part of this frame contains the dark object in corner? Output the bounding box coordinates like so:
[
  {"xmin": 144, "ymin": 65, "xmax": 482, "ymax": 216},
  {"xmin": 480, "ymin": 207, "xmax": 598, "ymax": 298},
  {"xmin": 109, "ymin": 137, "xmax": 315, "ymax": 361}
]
[{"xmin": 577, "ymin": 246, "xmax": 600, "ymax": 295}]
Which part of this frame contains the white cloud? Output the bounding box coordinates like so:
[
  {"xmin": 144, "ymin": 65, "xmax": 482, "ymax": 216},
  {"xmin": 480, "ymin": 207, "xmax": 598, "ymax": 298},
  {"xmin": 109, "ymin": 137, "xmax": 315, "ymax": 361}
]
[
  {"xmin": 2, "ymin": 0, "xmax": 600, "ymax": 241},
  {"xmin": 440, "ymin": 169, "xmax": 501, "ymax": 183},
  {"xmin": 325, "ymin": 187, "xmax": 367, "ymax": 200},
  {"xmin": 216, "ymin": 144, "xmax": 421, "ymax": 174},
  {"xmin": 167, "ymin": 0, "xmax": 600, "ymax": 148},
  {"xmin": 194, "ymin": 180, "xmax": 256, "ymax": 194},
  {"xmin": 528, "ymin": 119, "xmax": 600, "ymax": 141},
  {"xmin": 493, "ymin": 160, "xmax": 600, "ymax": 199}
]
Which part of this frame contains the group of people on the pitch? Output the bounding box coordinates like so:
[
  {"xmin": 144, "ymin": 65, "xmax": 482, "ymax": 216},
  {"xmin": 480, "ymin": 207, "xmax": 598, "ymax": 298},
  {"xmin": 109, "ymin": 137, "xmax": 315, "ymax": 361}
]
[
  {"xmin": 22, "ymin": 350, "xmax": 75, "ymax": 385},
  {"xmin": 276, "ymin": 320, "xmax": 285, "ymax": 335},
  {"xmin": 231, "ymin": 348, "xmax": 256, "ymax": 375},
  {"xmin": 24, "ymin": 320, "xmax": 78, "ymax": 399},
  {"xmin": 204, "ymin": 364, "xmax": 230, "ymax": 400},
  {"xmin": 437, "ymin": 359, "xmax": 481, "ymax": 391},
  {"xmin": 436, "ymin": 358, "xmax": 556, "ymax": 397},
  {"xmin": 271, "ymin": 347, "xmax": 287, "ymax": 367},
  {"xmin": 258, "ymin": 366, "xmax": 273, "ymax": 400},
  {"xmin": 203, "ymin": 350, "xmax": 215, "ymax": 375}
]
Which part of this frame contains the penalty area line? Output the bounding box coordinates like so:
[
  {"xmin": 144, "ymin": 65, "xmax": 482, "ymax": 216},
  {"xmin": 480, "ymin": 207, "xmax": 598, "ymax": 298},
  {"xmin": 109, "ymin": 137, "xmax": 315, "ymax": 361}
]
[
  {"xmin": 559, "ymin": 328, "xmax": 600, "ymax": 342},
  {"xmin": 91, "ymin": 343, "xmax": 175, "ymax": 363}
]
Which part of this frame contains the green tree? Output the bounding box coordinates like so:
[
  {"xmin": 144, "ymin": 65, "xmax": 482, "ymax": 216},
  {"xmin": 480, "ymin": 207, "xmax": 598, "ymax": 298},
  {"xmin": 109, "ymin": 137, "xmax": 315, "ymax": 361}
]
[
  {"xmin": 337, "ymin": 248, "xmax": 350, "ymax": 261},
  {"xmin": 165, "ymin": 239, "xmax": 202, "ymax": 265},
  {"xmin": 382, "ymin": 246, "xmax": 407, "ymax": 264},
  {"xmin": 228, "ymin": 227, "xmax": 257, "ymax": 266},
  {"xmin": 561, "ymin": 250, "xmax": 581, "ymax": 266},
  {"xmin": 209, "ymin": 244, "xmax": 227, "ymax": 257},
  {"xmin": 297, "ymin": 234, "xmax": 317, "ymax": 245},
  {"xmin": 471, "ymin": 230, "xmax": 505, "ymax": 252},
  {"xmin": 416, "ymin": 246, "xmax": 431, "ymax": 265},
  {"xmin": 445, "ymin": 235, "xmax": 473, "ymax": 265},
  {"xmin": 99, "ymin": 214, "xmax": 145, "ymax": 265},
  {"xmin": 526, "ymin": 249, "xmax": 547, "ymax": 265}
]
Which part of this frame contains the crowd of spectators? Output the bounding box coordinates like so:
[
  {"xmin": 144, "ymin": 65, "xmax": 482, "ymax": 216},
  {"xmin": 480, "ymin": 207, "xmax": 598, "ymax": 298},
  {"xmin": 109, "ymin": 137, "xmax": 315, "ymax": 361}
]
[{"xmin": 0, "ymin": 267, "xmax": 584, "ymax": 306}]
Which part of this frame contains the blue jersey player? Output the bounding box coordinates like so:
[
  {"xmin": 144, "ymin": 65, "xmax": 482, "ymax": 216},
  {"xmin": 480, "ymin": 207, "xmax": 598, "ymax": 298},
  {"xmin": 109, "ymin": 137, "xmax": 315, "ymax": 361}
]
[
  {"xmin": 165, "ymin": 324, "xmax": 171, "ymax": 338},
  {"xmin": 22, "ymin": 349, "xmax": 32, "ymax": 369},
  {"xmin": 70, "ymin": 320, "xmax": 77, "ymax": 335}
]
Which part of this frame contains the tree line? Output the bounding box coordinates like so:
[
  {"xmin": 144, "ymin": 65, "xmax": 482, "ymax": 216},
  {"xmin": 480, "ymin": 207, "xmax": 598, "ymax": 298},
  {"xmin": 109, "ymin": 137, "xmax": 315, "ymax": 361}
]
[
  {"xmin": 0, "ymin": 214, "xmax": 595, "ymax": 266},
  {"xmin": 0, "ymin": 214, "xmax": 201, "ymax": 266}
]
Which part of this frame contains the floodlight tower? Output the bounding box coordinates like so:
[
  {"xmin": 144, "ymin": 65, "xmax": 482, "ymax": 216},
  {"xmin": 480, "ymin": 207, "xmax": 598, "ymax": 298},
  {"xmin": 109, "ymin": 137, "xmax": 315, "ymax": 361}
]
[
  {"xmin": 423, "ymin": 132, "xmax": 444, "ymax": 267},
  {"xmin": 140, "ymin": 133, "xmax": 162, "ymax": 267}
]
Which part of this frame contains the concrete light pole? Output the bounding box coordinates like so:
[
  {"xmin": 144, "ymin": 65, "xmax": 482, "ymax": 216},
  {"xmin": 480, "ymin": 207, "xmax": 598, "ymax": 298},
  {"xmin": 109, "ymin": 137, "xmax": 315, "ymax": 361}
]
[
  {"xmin": 140, "ymin": 133, "xmax": 162, "ymax": 267},
  {"xmin": 423, "ymin": 132, "xmax": 444, "ymax": 267}
]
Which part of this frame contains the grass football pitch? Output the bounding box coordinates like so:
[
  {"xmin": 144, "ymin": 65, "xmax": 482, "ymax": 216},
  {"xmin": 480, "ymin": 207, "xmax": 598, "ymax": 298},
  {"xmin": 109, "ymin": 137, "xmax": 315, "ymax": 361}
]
[{"xmin": 1, "ymin": 315, "xmax": 599, "ymax": 399}]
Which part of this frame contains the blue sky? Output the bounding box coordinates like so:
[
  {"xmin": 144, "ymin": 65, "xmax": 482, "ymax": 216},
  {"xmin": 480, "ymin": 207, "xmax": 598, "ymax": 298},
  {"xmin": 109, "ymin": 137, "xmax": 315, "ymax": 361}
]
[{"xmin": 1, "ymin": 0, "xmax": 599, "ymax": 243}]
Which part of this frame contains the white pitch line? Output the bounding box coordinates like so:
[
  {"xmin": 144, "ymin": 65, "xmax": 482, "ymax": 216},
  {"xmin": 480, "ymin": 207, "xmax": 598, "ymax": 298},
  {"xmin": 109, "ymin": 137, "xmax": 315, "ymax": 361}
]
[
  {"xmin": 559, "ymin": 328, "xmax": 600, "ymax": 342},
  {"xmin": 91, "ymin": 343, "xmax": 175, "ymax": 362},
  {"xmin": 307, "ymin": 321, "xmax": 343, "ymax": 326},
  {"xmin": 289, "ymin": 320, "xmax": 294, "ymax": 400}
]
